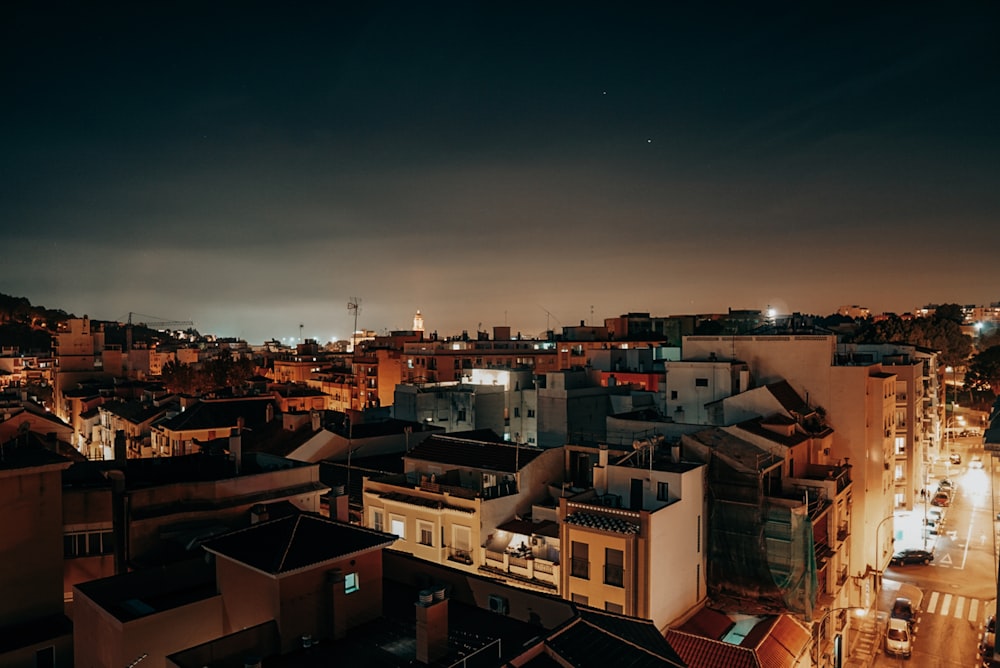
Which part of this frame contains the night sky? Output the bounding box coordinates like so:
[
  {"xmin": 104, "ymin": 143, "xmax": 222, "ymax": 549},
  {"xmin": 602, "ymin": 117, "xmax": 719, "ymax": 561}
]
[{"xmin": 4, "ymin": 3, "xmax": 998, "ymax": 344}]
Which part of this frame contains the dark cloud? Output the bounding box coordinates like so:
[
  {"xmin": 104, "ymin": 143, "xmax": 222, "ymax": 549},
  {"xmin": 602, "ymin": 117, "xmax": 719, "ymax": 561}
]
[{"xmin": 3, "ymin": 3, "xmax": 999, "ymax": 343}]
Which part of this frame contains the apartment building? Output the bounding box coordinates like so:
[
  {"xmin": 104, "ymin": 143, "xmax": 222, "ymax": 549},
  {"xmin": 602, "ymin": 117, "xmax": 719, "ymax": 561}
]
[
  {"xmin": 149, "ymin": 396, "xmax": 278, "ymax": 457},
  {"xmin": 0, "ymin": 440, "xmax": 74, "ymax": 668},
  {"xmin": 682, "ymin": 334, "xmax": 898, "ymax": 608},
  {"xmin": 401, "ymin": 330, "xmax": 560, "ymax": 385},
  {"xmin": 362, "ymin": 434, "xmax": 563, "ymax": 590},
  {"xmin": 393, "ymin": 381, "xmax": 505, "ymax": 436},
  {"xmin": 560, "ymin": 442, "xmax": 706, "ymax": 629},
  {"xmin": 94, "ymin": 394, "xmax": 180, "ymax": 460}
]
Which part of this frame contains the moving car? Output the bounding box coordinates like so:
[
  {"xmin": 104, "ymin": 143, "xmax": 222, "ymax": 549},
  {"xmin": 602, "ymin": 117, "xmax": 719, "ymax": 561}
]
[
  {"xmin": 932, "ymin": 491, "xmax": 951, "ymax": 506},
  {"xmin": 890, "ymin": 549, "xmax": 934, "ymax": 566},
  {"xmin": 885, "ymin": 617, "xmax": 912, "ymax": 658},
  {"xmin": 950, "ymin": 452, "xmax": 962, "ymax": 464}
]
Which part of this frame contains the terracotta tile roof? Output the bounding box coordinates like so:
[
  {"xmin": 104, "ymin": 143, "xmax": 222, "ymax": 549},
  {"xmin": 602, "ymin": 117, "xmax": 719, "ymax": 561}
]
[
  {"xmin": 741, "ymin": 615, "xmax": 811, "ymax": 668},
  {"xmin": 202, "ymin": 513, "xmax": 396, "ymax": 575},
  {"xmin": 677, "ymin": 606, "xmax": 735, "ymax": 639},
  {"xmin": 665, "ymin": 629, "xmax": 760, "ymax": 668},
  {"xmin": 564, "ymin": 512, "xmax": 640, "ymax": 535}
]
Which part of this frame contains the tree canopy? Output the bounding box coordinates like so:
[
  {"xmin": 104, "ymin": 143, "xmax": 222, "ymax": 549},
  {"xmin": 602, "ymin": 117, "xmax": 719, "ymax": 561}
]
[
  {"xmin": 965, "ymin": 345, "xmax": 1000, "ymax": 397},
  {"xmin": 851, "ymin": 314, "xmax": 972, "ymax": 367}
]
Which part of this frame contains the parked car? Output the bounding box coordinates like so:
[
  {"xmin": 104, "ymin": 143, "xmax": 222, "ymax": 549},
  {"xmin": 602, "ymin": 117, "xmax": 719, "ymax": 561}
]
[
  {"xmin": 891, "ymin": 549, "xmax": 934, "ymax": 566},
  {"xmin": 932, "ymin": 492, "xmax": 951, "ymax": 506},
  {"xmin": 950, "ymin": 452, "xmax": 962, "ymax": 464},
  {"xmin": 971, "ymin": 455, "xmax": 984, "ymax": 469},
  {"xmin": 885, "ymin": 617, "xmax": 912, "ymax": 658},
  {"xmin": 891, "ymin": 597, "xmax": 917, "ymax": 626}
]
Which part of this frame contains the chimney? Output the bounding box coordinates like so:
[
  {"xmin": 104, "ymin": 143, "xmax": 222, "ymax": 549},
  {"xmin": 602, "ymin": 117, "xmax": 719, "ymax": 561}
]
[
  {"xmin": 415, "ymin": 587, "xmax": 449, "ymax": 664},
  {"xmin": 250, "ymin": 504, "xmax": 269, "ymax": 524},
  {"xmin": 594, "ymin": 444, "xmax": 609, "ymax": 496},
  {"xmin": 230, "ymin": 427, "xmax": 242, "ymax": 474},
  {"xmin": 311, "ymin": 410, "xmax": 321, "ymax": 432},
  {"xmin": 331, "ymin": 484, "xmax": 349, "ymax": 523}
]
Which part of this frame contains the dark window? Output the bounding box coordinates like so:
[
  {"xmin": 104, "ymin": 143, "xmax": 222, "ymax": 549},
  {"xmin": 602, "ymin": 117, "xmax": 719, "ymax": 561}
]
[
  {"xmin": 571, "ymin": 541, "xmax": 589, "ymax": 579},
  {"xmin": 514, "ymin": 407, "xmax": 520, "ymax": 417},
  {"xmin": 605, "ymin": 601, "xmax": 623, "ymax": 614},
  {"xmin": 671, "ymin": 390, "xmax": 678, "ymax": 400},
  {"xmin": 457, "ymin": 409, "xmax": 466, "ymax": 422},
  {"xmin": 657, "ymin": 481, "xmax": 669, "ymax": 501},
  {"xmin": 571, "ymin": 593, "xmax": 589, "ymax": 605},
  {"xmin": 527, "ymin": 409, "xmax": 535, "ymax": 418},
  {"xmin": 695, "ymin": 378, "xmax": 708, "ymax": 387},
  {"xmin": 35, "ymin": 647, "xmax": 54, "ymax": 668},
  {"xmin": 101, "ymin": 532, "xmax": 114, "ymax": 555},
  {"xmin": 604, "ymin": 548, "xmax": 624, "ymax": 587}
]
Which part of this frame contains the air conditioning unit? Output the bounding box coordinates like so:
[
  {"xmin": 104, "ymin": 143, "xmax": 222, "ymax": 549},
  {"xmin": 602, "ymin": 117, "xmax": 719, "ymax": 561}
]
[{"xmin": 488, "ymin": 594, "xmax": 509, "ymax": 615}]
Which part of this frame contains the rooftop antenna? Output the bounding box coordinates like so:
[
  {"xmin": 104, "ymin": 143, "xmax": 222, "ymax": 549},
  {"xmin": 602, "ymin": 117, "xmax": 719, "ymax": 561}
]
[
  {"xmin": 539, "ymin": 305, "xmax": 561, "ymax": 332},
  {"xmin": 299, "ymin": 323, "xmax": 304, "ymax": 342},
  {"xmin": 347, "ymin": 297, "xmax": 362, "ymax": 351}
]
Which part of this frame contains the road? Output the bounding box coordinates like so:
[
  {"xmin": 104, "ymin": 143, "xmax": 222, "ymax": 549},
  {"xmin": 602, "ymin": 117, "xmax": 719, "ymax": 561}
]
[{"xmin": 873, "ymin": 436, "xmax": 997, "ymax": 668}]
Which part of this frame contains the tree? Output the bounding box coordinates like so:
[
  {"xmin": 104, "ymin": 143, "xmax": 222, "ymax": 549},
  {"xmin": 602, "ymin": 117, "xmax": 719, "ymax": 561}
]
[
  {"xmin": 965, "ymin": 345, "xmax": 1000, "ymax": 397},
  {"xmin": 933, "ymin": 303, "xmax": 965, "ymax": 325},
  {"xmin": 161, "ymin": 360, "xmax": 203, "ymax": 395},
  {"xmin": 852, "ymin": 315, "xmax": 972, "ymax": 368}
]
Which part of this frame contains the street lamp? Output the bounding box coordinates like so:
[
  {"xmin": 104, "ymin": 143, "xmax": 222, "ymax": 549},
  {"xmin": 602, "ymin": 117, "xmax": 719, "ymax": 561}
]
[{"xmin": 812, "ymin": 607, "xmax": 866, "ymax": 668}]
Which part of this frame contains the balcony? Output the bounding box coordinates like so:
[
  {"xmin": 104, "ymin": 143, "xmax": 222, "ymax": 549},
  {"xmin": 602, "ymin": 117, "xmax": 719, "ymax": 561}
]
[
  {"xmin": 447, "ymin": 548, "xmax": 474, "ymax": 566},
  {"xmin": 479, "ymin": 547, "xmax": 559, "ymax": 590},
  {"xmin": 837, "ymin": 521, "xmax": 849, "ymax": 542}
]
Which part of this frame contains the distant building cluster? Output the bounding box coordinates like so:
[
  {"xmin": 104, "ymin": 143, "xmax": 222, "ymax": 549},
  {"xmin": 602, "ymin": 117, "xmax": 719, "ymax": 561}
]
[{"xmin": 1, "ymin": 302, "xmax": 996, "ymax": 668}]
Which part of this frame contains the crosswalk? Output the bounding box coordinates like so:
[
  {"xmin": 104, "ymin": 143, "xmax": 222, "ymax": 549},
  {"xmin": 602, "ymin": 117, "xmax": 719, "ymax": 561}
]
[{"xmin": 922, "ymin": 590, "xmax": 989, "ymax": 623}]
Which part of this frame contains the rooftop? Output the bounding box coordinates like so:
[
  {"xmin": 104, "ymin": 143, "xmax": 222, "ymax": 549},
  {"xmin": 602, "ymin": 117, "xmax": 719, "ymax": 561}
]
[
  {"xmin": 406, "ymin": 433, "xmax": 544, "ymax": 472},
  {"xmin": 202, "ymin": 513, "xmax": 397, "ymax": 576}
]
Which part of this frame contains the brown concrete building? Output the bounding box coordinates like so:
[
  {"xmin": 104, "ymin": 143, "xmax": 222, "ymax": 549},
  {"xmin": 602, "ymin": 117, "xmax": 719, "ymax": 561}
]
[{"xmin": 0, "ymin": 440, "xmax": 74, "ymax": 668}]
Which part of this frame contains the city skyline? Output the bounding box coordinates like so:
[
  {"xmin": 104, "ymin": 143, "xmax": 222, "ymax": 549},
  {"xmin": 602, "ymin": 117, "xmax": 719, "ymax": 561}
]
[{"xmin": 4, "ymin": 3, "xmax": 999, "ymax": 344}]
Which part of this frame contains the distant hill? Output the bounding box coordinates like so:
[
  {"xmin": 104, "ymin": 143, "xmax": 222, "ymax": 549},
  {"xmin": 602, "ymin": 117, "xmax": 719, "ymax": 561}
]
[{"xmin": 0, "ymin": 293, "xmax": 74, "ymax": 353}]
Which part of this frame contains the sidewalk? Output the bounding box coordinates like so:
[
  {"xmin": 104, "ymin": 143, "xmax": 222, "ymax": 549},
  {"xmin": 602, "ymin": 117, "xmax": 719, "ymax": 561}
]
[
  {"xmin": 842, "ymin": 579, "xmax": 919, "ymax": 668},
  {"xmin": 842, "ymin": 610, "xmax": 882, "ymax": 668}
]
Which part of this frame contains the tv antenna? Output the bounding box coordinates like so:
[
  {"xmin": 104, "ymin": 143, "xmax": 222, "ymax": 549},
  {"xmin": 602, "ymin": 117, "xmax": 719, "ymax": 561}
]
[
  {"xmin": 347, "ymin": 297, "xmax": 362, "ymax": 349},
  {"xmin": 539, "ymin": 305, "xmax": 561, "ymax": 332}
]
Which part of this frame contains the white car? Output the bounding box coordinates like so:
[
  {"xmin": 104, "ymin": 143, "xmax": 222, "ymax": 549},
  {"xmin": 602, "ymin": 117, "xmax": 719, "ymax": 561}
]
[
  {"xmin": 970, "ymin": 455, "xmax": 984, "ymax": 469},
  {"xmin": 885, "ymin": 617, "xmax": 912, "ymax": 658}
]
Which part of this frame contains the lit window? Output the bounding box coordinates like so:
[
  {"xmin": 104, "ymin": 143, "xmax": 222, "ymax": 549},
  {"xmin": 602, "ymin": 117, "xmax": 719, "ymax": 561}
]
[
  {"xmin": 345, "ymin": 572, "xmax": 359, "ymax": 594},
  {"xmin": 390, "ymin": 516, "xmax": 405, "ymax": 539}
]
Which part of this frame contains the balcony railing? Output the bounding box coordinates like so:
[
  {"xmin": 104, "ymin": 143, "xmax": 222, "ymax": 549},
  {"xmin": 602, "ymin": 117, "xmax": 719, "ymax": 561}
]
[
  {"xmin": 478, "ymin": 547, "xmax": 560, "ymax": 588},
  {"xmin": 604, "ymin": 564, "xmax": 624, "ymax": 587},
  {"xmin": 570, "ymin": 558, "xmax": 589, "ymax": 580}
]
